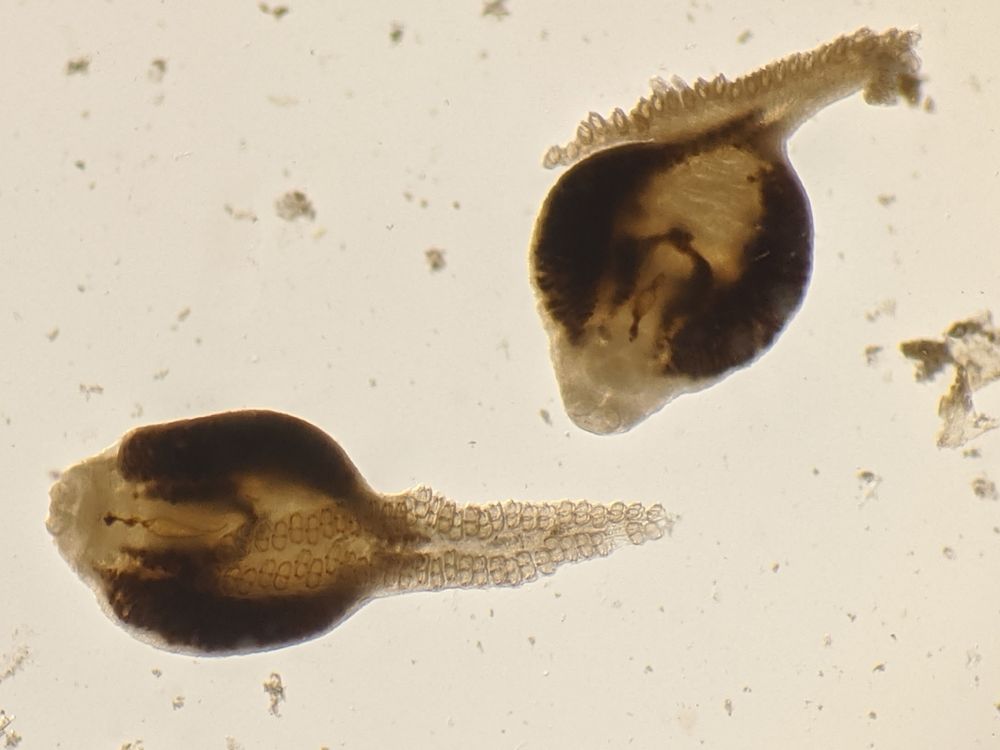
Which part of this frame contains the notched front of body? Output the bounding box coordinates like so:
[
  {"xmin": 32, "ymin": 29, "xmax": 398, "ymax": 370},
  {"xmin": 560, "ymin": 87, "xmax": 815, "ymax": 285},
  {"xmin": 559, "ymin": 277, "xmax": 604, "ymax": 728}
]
[
  {"xmin": 47, "ymin": 411, "xmax": 674, "ymax": 655},
  {"xmin": 531, "ymin": 27, "xmax": 926, "ymax": 434}
]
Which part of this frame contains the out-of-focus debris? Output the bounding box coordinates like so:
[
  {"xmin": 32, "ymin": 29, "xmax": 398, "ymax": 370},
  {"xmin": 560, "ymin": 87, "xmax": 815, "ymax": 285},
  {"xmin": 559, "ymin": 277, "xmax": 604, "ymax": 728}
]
[
  {"xmin": 148, "ymin": 59, "xmax": 167, "ymax": 83},
  {"xmin": 66, "ymin": 57, "xmax": 90, "ymax": 75},
  {"xmin": 901, "ymin": 312, "xmax": 1000, "ymax": 448},
  {"xmin": 972, "ymin": 475, "xmax": 998, "ymax": 501},
  {"xmin": 224, "ymin": 204, "xmax": 258, "ymax": 222},
  {"xmin": 864, "ymin": 345, "xmax": 883, "ymax": 366},
  {"xmin": 865, "ymin": 299, "xmax": 896, "ymax": 323},
  {"xmin": 856, "ymin": 469, "xmax": 882, "ymax": 504},
  {"xmin": 259, "ymin": 4, "xmax": 289, "ymax": 19},
  {"xmin": 79, "ymin": 384, "xmax": 104, "ymax": 400},
  {"xmin": 424, "ymin": 248, "xmax": 446, "ymax": 272},
  {"xmin": 935, "ymin": 367, "xmax": 999, "ymax": 448},
  {"xmin": 482, "ymin": 0, "xmax": 510, "ymax": 19},
  {"xmin": 263, "ymin": 672, "xmax": 285, "ymax": 716},
  {"xmin": 274, "ymin": 191, "xmax": 315, "ymax": 221},
  {"xmin": 0, "ymin": 644, "xmax": 29, "ymax": 684}
]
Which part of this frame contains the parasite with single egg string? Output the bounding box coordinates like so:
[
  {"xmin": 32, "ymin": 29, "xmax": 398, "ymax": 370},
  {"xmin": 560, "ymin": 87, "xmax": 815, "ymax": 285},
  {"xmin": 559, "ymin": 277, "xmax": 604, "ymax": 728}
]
[
  {"xmin": 531, "ymin": 27, "xmax": 925, "ymax": 434},
  {"xmin": 47, "ymin": 410, "xmax": 673, "ymax": 654}
]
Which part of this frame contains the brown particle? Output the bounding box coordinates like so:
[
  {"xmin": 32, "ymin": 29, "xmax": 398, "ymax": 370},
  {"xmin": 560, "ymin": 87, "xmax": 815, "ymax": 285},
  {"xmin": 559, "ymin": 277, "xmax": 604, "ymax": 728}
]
[
  {"xmin": 482, "ymin": 0, "xmax": 510, "ymax": 19},
  {"xmin": 66, "ymin": 57, "xmax": 90, "ymax": 75},
  {"xmin": 46, "ymin": 327, "xmax": 60, "ymax": 342},
  {"xmin": 864, "ymin": 345, "xmax": 883, "ymax": 365},
  {"xmin": 424, "ymin": 248, "xmax": 446, "ymax": 272},
  {"xmin": 937, "ymin": 368, "xmax": 998, "ymax": 448},
  {"xmin": 876, "ymin": 193, "xmax": 896, "ymax": 206},
  {"xmin": 942, "ymin": 546, "xmax": 956, "ymax": 560},
  {"xmin": 148, "ymin": 59, "xmax": 167, "ymax": 83},
  {"xmin": 79, "ymin": 384, "xmax": 104, "ymax": 401},
  {"xmin": 972, "ymin": 476, "xmax": 998, "ymax": 500},
  {"xmin": 258, "ymin": 3, "xmax": 289, "ymax": 19},
  {"xmin": 0, "ymin": 713, "xmax": 22, "ymax": 748},
  {"xmin": 901, "ymin": 312, "xmax": 1000, "ymax": 447},
  {"xmin": 389, "ymin": 22, "xmax": 404, "ymax": 45},
  {"xmin": 0, "ymin": 645, "xmax": 28, "ymax": 684},
  {"xmin": 539, "ymin": 409, "xmax": 552, "ymax": 425},
  {"xmin": 274, "ymin": 191, "xmax": 315, "ymax": 221},
  {"xmin": 736, "ymin": 30, "xmax": 752, "ymax": 44},
  {"xmin": 262, "ymin": 672, "xmax": 285, "ymax": 716},
  {"xmin": 856, "ymin": 470, "xmax": 881, "ymax": 503}
]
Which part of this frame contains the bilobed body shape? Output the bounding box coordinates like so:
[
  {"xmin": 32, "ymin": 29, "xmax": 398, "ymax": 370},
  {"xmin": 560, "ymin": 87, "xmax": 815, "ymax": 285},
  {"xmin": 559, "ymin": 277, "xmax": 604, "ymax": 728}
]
[
  {"xmin": 46, "ymin": 410, "xmax": 672, "ymax": 655},
  {"xmin": 531, "ymin": 27, "xmax": 924, "ymax": 434}
]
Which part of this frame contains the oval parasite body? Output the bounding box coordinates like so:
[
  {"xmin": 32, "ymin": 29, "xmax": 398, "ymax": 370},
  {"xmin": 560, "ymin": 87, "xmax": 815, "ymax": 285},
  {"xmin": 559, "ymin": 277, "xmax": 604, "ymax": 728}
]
[
  {"xmin": 531, "ymin": 28, "xmax": 925, "ymax": 434},
  {"xmin": 46, "ymin": 410, "xmax": 674, "ymax": 654}
]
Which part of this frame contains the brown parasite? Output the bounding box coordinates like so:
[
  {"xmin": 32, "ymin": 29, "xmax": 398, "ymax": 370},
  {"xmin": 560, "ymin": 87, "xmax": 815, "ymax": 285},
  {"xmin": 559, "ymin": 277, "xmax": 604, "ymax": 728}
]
[
  {"xmin": 531, "ymin": 27, "xmax": 925, "ymax": 434},
  {"xmin": 46, "ymin": 410, "xmax": 673, "ymax": 654}
]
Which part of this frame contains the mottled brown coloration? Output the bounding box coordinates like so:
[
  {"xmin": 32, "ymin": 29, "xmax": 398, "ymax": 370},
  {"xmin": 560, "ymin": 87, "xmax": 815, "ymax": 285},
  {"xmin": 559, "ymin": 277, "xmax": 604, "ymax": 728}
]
[
  {"xmin": 901, "ymin": 312, "xmax": 1000, "ymax": 447},
  {"xmin": 47, "ymin": 411, "xmax": 673, "ymax": 654},
  {"xmin": 531, "ymin": 27, "xmax": 924, "ymax": 434}
]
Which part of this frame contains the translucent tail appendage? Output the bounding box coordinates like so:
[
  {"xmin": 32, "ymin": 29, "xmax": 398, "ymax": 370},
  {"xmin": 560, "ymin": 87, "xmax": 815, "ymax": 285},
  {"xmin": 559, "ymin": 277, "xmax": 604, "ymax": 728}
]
[{"xmin": 373, "ymin": 487, "xmax": 675, "ymax": 593}]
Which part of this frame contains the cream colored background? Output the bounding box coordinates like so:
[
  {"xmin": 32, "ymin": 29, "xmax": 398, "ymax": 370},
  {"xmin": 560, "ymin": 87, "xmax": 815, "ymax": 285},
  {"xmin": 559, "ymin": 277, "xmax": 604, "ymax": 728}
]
[{"xmin": 2, "ymin": 1, "xmax": 999, "ymax": 748}]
